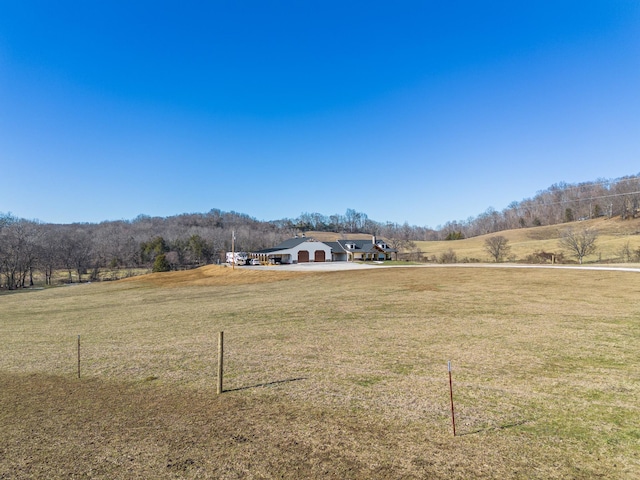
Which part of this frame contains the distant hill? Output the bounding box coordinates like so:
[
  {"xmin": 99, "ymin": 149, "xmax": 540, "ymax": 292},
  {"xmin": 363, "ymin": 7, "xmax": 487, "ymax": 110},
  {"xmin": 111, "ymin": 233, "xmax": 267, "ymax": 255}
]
[
  {"xmin": 298, "ymin": 232, "xmax": 376, "ymax": 242},
  {"xmin": 412, "ymin": 216, "xmax": 640, "ymax": 264}
]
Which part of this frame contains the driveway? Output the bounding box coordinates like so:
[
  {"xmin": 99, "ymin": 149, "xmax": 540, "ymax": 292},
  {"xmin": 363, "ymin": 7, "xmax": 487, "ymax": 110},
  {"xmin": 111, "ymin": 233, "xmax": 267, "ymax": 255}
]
[
  {"xmin": 242, "ymin": 261, "xmax": 382, "ymax": 271},
  {"xmin": 242, "ymin": 262, "xmax": 640, "ymax": 273}
]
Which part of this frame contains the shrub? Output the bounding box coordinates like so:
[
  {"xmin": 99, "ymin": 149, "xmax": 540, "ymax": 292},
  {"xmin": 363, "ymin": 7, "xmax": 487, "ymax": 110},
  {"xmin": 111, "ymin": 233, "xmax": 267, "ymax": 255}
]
[
  {"xmin": 460, "ymin": 257, "xmax": 481, "ymax": 263},
  {"xmin": 152, "ymin": 254, "xmax": 171, "ymax": 273},
  {"xmin": 445, "ymin": 231, "xmax": 464, "ymax": 240},
  {"xmin": 438, "ymin": 249, "xmax": 457, "ymax": 264}
]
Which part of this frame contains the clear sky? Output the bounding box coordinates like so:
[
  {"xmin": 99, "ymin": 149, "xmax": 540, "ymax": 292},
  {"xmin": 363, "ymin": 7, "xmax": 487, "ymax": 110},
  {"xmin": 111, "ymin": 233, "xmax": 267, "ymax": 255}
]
[{"xmin": 1, "ymin": 1, "xmax": 639, "ymax": 228}]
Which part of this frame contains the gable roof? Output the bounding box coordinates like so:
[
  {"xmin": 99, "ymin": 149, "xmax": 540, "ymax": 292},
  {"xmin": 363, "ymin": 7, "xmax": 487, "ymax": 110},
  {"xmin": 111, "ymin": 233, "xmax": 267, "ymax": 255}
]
[
  {"xmin": 336, "ymin": 239, "xmax": 396, "ymax": 253},
  {"xmin": 272, "ymin": 237, "xmax": 309, "ymax": 250},
  {"xmin": 253, "ymin": 237, "xmax": 397, "ymax": 255},
  {"xmin": 254, "ymin": 236, "xmax": 323, "ymax": 255},
  {"xmin": 323, "ymin": 241, "xmax": 345, "ymax": 253}
]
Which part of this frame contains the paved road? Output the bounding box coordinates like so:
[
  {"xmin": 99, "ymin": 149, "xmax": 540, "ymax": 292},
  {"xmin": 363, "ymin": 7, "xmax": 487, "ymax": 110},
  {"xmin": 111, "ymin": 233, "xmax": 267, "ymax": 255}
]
[
  {"xmin": 242, "ymin": 261, "xmax": 380, "ymax": 271},
  {"xmin": 242, "ymin": 262, "xmax": 640, "ymax": 273}
]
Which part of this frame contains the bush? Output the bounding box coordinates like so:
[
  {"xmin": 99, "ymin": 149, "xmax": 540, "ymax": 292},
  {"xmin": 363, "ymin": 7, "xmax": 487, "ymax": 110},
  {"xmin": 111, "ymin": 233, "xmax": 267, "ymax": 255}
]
[
  {"xmin": 459, "ymin": 257, "xmax": 481, "ymax": 263},
  {"xmin": 152, "ymin": 254, "xmax": 171, "ymax": 273},
  {"xmin": 438, "ymin": 249, "xmax": 457, "ymax": 264},
  {"xmin": 445, "ymin": 231, "xmax": 464, "ymax": 240}
]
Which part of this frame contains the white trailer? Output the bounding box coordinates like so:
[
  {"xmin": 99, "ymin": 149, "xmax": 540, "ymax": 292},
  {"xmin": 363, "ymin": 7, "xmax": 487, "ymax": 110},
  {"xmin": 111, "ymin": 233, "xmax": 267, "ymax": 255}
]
[{"xmin": 226, "ymin": 251, "xmax": 249, "ymax": 265}]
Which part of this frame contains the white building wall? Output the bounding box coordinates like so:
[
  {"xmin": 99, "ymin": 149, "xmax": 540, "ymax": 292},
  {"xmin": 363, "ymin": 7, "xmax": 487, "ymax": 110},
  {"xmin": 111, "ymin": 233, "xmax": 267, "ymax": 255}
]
[{"xmin": 290, "ymin": 241, "xmax": 332, "ymax": 262}]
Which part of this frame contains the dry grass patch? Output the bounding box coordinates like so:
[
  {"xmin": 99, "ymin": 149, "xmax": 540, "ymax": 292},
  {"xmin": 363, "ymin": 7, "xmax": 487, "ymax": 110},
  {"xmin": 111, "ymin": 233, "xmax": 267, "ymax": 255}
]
[
  {"xmin": 121, "ymin": 264, "xmax": 307, "ymax": 288},
  {"xmin": 1, "ymin": 266, "xmax": 639, "ymax": 478},
  {"xmin": 0, "ymin": 372, "xmax": 411, "ymax": 479},
  {"xmin": 415, "ymin": 217, "xmax": 640, "ymax": 263}
]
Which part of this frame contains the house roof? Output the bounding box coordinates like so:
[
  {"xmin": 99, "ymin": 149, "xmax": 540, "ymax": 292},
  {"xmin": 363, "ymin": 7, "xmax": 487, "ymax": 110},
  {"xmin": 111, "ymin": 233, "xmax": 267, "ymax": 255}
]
[
  {"xmin": 323, "ymin": 241, "xmax": 344, "ymax": 253},
  {"xmin": 254, "ymin": 236, "xmax": 321, "ymax": 255},
  {"xmin": 271, "ymin": 237, "xmax": 309, "ymax": 250},
  {"xmin": 253, "ymin": 247, "xmax": 287, "ymax": 254},
  {"xmin": 253, "ymin": 237, "xmax": 397, "ymax": 255},
  {"xmin": 336, "ymin": 239, "xmax": 397, "ymax": 253}
]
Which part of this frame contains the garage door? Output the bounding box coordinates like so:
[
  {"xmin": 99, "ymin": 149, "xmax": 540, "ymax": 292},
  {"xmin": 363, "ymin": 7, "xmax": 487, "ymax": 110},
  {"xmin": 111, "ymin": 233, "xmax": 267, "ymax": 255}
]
[
  {"xmin": 298, "ymin": 250, "xmax": 310, "ymax": 263},
  {"xmin": 314, "ymin": 250, "xmax": 326, "ymax": 262}
]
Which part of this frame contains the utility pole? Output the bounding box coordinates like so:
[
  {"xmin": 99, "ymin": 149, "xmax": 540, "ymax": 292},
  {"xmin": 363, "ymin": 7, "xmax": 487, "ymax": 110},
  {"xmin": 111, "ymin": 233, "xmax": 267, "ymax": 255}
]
[{"xmin": 231, "ymin": 230, "xmax": 235, "ymax": 270}]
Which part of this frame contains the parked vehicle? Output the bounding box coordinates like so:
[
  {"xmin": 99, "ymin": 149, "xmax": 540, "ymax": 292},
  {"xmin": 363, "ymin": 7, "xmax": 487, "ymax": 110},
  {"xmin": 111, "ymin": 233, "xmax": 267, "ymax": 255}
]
[{"xmin": 226, "ymin": 252, "xmax": 248, "ymax": 265}]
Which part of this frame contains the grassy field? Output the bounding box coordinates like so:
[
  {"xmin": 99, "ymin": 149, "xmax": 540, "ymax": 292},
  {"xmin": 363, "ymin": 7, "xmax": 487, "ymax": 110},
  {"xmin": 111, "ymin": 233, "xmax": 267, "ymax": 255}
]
[
  {"xmin": 412, "ymin": 217, "xmax": 640, "ymax": 263},
  {"xmin": 1, "ymin": 265, "xmax": 639, "ymax": 478}
]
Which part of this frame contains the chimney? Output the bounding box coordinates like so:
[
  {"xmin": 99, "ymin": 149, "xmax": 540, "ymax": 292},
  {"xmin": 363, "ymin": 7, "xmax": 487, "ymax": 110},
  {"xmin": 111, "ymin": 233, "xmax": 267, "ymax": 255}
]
[{"xmin": 372, "ymin": 235, "xmax": 376, "ymax": 245}]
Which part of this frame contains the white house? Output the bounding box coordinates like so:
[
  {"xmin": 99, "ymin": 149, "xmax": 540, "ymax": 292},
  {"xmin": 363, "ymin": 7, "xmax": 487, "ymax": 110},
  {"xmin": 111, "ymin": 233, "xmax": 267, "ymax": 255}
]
[
  {"xmin": 251, "ymin": 235, "xmax": 396, "ymax": 264},
  {"xmin": 253, "ymin": 236, "xmax": 333, "ymax": 264}
]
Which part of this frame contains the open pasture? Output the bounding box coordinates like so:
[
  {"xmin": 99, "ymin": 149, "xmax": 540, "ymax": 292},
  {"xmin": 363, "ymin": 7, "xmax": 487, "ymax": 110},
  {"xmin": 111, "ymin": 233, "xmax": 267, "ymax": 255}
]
[
  {"xmin": 414, "ymin": 216, "xmax": 640, "ymax": 263},
  {"xmin": 1, "ymin": 265, "xmax": 639, "ymax": 478}
]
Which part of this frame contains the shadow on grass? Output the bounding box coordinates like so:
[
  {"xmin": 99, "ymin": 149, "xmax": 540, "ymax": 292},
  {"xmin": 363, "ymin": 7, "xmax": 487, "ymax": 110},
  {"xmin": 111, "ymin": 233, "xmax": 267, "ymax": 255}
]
[
  {"xmin": 456, "ymin": 419, "xmax": 528, "ymax": 437},
  {"xmin": 225, "ymin": 377, "xmax": 307, "ymax": 393}
]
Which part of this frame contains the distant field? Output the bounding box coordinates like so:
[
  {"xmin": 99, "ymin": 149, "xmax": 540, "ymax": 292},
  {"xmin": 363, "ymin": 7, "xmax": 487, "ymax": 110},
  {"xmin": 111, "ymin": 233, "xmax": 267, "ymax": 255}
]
[
  {"xmin": 1, "ymin": 265, "xmax": 639, "ymax": 478},
  {"xmin": 413, "ymin": 217, "xmax": 640, "ymax": 263}
]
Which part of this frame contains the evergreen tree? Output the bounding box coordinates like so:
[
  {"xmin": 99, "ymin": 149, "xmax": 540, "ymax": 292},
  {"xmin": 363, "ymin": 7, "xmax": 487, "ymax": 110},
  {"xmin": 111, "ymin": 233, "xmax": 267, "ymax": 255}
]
[{"xmin": 152, "ymin": 253, "xmax": 171, "ymax": 272}]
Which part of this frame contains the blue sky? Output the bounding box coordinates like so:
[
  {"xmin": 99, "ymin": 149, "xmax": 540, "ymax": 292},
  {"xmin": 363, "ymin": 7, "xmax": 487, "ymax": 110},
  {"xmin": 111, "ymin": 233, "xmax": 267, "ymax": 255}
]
[{"xmin": 1, "ymin": 1, "xmax": 639, "ymax": 228}]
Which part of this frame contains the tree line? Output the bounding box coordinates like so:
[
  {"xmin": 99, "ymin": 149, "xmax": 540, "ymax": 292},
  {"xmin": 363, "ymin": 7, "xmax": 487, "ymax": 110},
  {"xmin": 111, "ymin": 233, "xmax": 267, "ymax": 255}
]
[
  {"xmin": 0, "ymin": 207, "xmax": 423, "ymax": 289},
  {"xmin": 439, "ymin": 173, "xmax": 640, "ymax": 240},
  {"xmin": 2, "ymin": 174, "xmax": 639, "ymax": 289},
  {"xmin": 0, "ymin": 210, "xmax": 285, "ymax": 289},
  {"xmin": 282, "ymin": 174, "xmax": 640, "ymax": 242}
]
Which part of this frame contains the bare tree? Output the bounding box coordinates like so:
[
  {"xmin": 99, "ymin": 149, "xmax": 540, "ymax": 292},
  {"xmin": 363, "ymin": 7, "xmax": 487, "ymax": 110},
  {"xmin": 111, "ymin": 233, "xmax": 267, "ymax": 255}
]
[
  {"xmin": 558, "ymin": 228, "xmax": 598, "ymax": 264},
  {"xmin": 0, "ymin": 218, "xmax": 41, "ymax": 289},
  {"xmin": 344, "ymin": 208, "xmax": 367, "ymax": 233},
  {"xmin": 0, "ymin": 222, "xmax": 21, "ymax": 289},
  {"xmin": 58, "ymin": 228, "xmax": 93, "ymax": 283},
  {"xmin": 484, "ymin": 235, "xmax": 511, "ymax": 262},
  {"xmin": 618, "ymin": 241, "xmax": 633, "ymax": 263},
  {"xmin": 37, "ymin": 226, "xmax": 62, "ymax": 285},
  {"xmin": 380, "ymin": 222, "xmax": 415, "ymax": 258}
]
